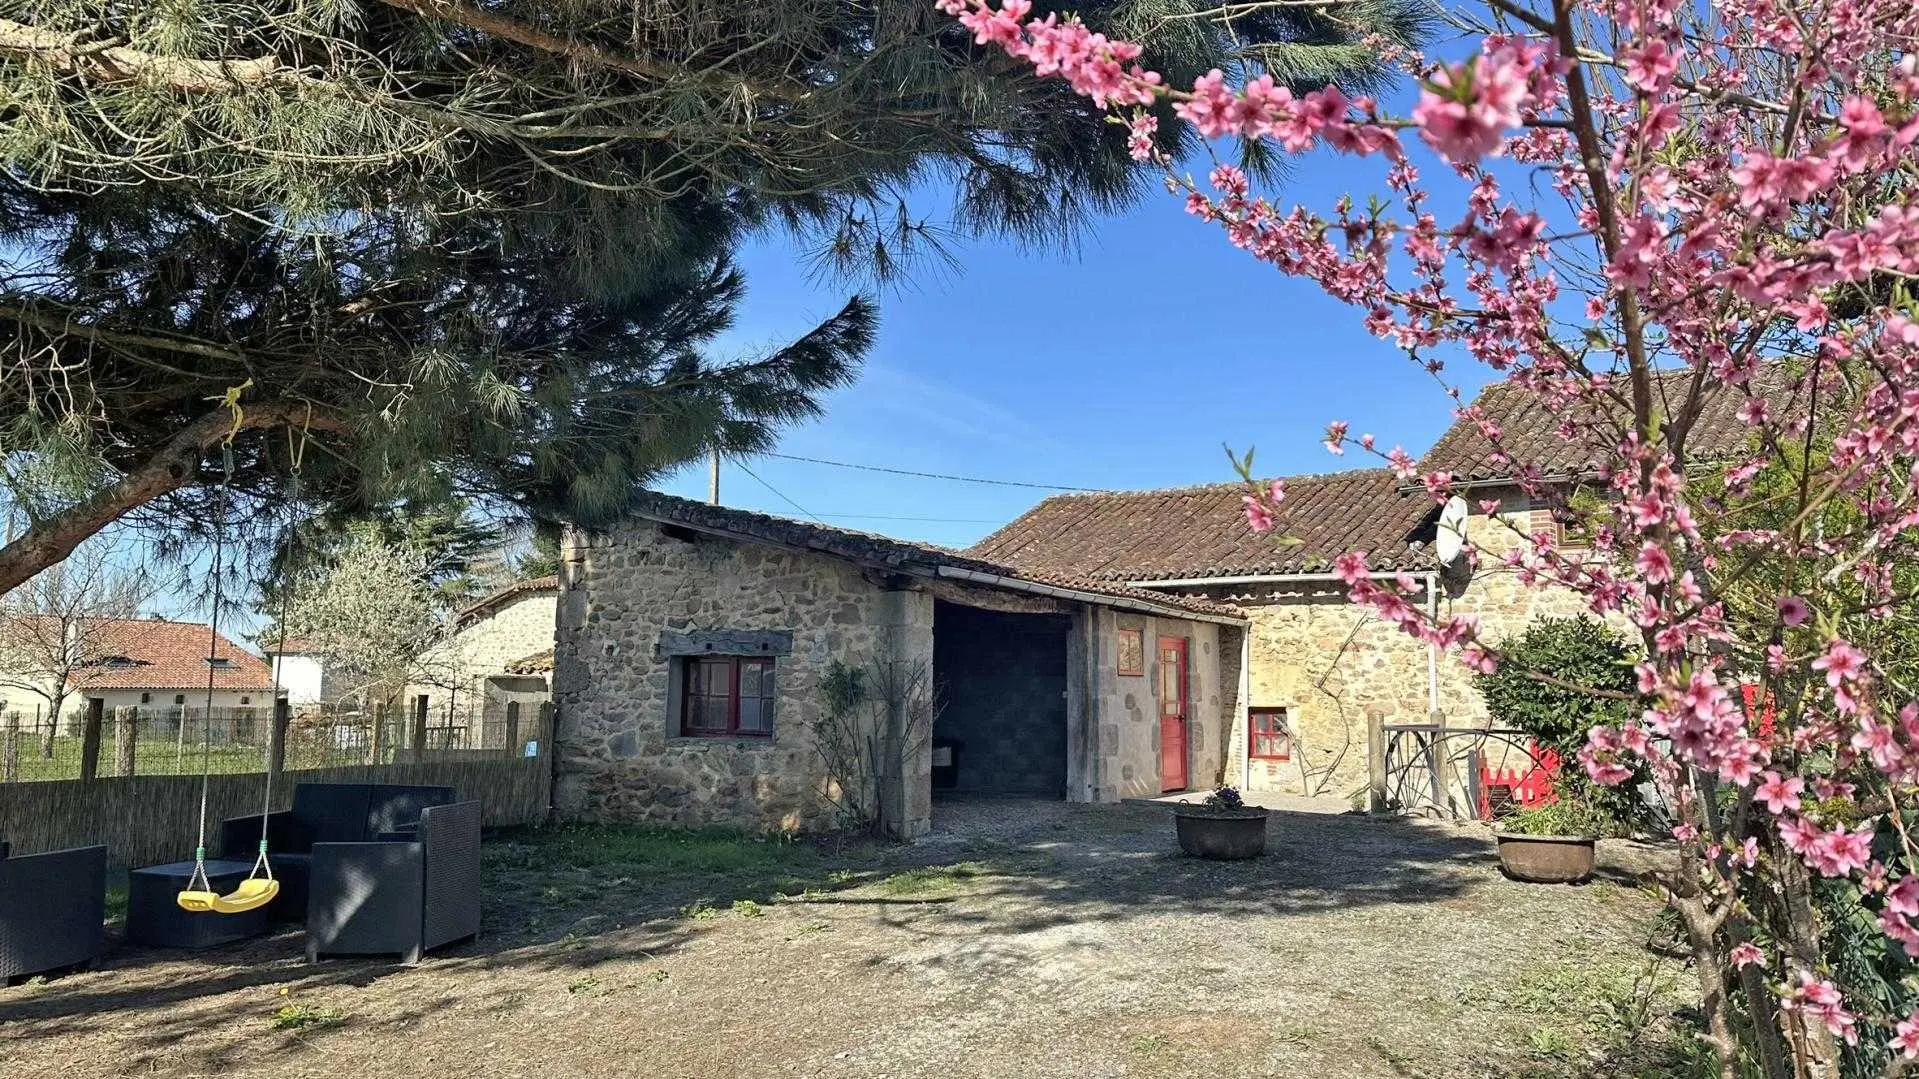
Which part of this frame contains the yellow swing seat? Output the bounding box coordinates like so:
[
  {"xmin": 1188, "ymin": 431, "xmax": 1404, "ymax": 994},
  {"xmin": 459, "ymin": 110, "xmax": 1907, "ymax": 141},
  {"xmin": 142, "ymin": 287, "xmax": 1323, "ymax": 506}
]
[{"xmin": 176, "ymin": 877, "xmax": 280, "ymax": 914}]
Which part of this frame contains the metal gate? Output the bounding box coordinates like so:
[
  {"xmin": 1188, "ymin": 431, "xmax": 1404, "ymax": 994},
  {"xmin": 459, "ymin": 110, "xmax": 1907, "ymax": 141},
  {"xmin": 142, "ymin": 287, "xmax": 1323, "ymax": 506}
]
[{"xmin": 1380, "ymin": 724, "xmax": 1546, "ymax": 820}]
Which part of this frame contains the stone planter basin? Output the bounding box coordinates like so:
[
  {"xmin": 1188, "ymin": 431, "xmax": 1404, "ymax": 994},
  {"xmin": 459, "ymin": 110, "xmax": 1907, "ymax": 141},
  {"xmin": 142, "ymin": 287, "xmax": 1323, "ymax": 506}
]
[
  {"xmin": 1173, "ymin": 807, "xmax": 1270, "ymax": 860},
  {"xmin": 1495, "ymin": 832, "xmax": 1596, "ymax": 884}
]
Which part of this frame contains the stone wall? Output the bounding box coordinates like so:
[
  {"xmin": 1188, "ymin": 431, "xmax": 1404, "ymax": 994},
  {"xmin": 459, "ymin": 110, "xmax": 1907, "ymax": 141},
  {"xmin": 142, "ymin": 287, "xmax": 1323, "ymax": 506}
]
[
  {"xmin": 551, "ymin": 520, "xmax": 934, "ymax": 836},
  {"xmin": 410, "ymin": 589, "xmax": 558, "ymax": 729},
  {"xmin": 1204, "ymin": 488, "xmax": 1599, "ymax": 802},
  {"xmin": 1085, "ymin": 609, "xmax": 1225, "ymax": 801}
]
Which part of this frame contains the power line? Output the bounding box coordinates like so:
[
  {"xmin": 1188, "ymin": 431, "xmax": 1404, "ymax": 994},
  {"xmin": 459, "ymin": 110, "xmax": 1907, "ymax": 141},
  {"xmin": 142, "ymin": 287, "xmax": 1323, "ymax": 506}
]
[
  {"xmin": 809, "ymin": 513, "xmax": 1005, "ymax": 523},
  {"xmin": 734, "ymin": 459, "xmax": 824, "ymax": 524},
  {"xmin": 763, "ymin": 452, "xmax": 1103, "ymax": 492}
]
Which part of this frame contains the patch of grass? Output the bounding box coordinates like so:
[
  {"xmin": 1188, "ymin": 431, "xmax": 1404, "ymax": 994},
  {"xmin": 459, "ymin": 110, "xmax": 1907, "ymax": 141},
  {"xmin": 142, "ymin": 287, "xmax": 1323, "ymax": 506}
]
[
  {"xmin": 648, "ymin": 969, "xmax": 671, "ymax": 984},
  {"xmin": 1274, "ymin": 1024, "xmax": 1319, "ymax": 1046},
  {"xmin": 494, "ymin": 823, "xmax": 828, "ymax": 877},
  {"xmin": 1530, "ymin": 1026, "xmax": 1576, "ymax": 1060},
  {"xmin": 731, "ymin": 899, "xmax": 764, "ymax": 918},
  {"xmin": 879, "ymin": 862, "xmax": 985, "ymax": 896},
  {"xmin": 104, "ymin": 886, "xmax": 128, "ymax": 926},
  {"xmin": 1366, "ymin": 1035, "xmax": 1415, "ymax": 1071},
  {"xmin": 680, "ymin": 901, "xmax": 720, "ymax": 921},
  {"xmin": 270, "ymin": 1004, "xmax": 344, "ymax": 1032},
  {"xmin": 1129, "ymin": 1033, "xmax": 1169, "ymax": 1055},
  {"xmin": 566, "ymin": 976, "xmax": 603, "ymax": 997},
  {"xmin": 786, "ymin": 922, "xmax": 830, "ymax": 940}
]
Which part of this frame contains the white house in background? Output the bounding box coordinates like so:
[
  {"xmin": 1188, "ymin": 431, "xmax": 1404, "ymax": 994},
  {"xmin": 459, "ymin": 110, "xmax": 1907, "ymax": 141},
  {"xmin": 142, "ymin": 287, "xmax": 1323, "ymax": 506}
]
[
  {"xmin": 263, "ymin": 637, "xmax": 327, "ymax": 705},
  {"xmin": 0, "ymin": 615, "xmax": 278, "ymax": 728}
]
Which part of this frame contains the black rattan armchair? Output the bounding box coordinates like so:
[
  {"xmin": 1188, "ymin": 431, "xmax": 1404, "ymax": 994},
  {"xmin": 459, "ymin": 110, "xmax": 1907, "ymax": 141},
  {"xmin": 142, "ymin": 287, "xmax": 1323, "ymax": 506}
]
[
  {"xmin": 306, "ymin": 800, "xmax": 481, "ymax": 965},
  {"xmin": 0, "ymin": 844, "xmax": 106, "ymax": 983}
]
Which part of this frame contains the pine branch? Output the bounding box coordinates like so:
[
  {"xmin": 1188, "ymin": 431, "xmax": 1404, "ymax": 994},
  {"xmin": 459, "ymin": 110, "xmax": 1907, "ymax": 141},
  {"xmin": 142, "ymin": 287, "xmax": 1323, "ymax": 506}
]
[{"xmin": 0, "ymin": 18, "xmax": 305, "ymax": 94}]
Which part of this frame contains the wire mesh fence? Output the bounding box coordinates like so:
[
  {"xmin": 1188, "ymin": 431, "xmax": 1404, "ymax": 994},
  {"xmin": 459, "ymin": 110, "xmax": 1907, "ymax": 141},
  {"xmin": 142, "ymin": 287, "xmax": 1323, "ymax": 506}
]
[{"xmin": 0, "ymin": 702, "xmax": 549, "ymax": 783}]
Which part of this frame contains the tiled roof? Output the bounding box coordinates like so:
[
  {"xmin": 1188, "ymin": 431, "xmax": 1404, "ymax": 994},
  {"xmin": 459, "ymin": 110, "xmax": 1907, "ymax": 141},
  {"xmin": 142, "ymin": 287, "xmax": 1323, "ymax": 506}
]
[
  {"xmin": 966, "ymin": 469, "xmax": 1438, "ymax": 582},
  {"xmin": 1417, "ymin": 368, "xmax": 1795, "ymax": 484},
  {"xmin": 261, "ymin": 635, "xmax": 319, "ymax": 655},
  {"xmin": 625, "ymin": 492, "xmax": 1244, "ymax": 620},
  {"xmin": 54, "ymin": 617, "xmax": 275, "ymax": 691},
  {"xmin": 455, "ymin": 574, "xmax": 560, "ymax": 628},
  {"xmin": 507, "ymin": 649, "xmax": 554, "ymax": 675}
]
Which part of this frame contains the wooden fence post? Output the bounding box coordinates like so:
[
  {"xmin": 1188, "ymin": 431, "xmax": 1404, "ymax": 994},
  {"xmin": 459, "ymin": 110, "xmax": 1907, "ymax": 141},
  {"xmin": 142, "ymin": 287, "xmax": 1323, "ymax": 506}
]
[
  {"xmin": 79, "ymin": 697, "xmax": 105, "ymax": 782},
  {"xmin": 269, "ymin": 698, "xmax": 291, "ymax": 779},
  {"xmin": 504, "ymin": 701, "xmax": 521, "ymax": 759},
  {"xmin": 1366, "ymin": 709, "xmax": 1388, "ymax": 814},
  {"xmin": 369, "ymin": 702, "xmax": 387, "ymax": 766},
  {"xmin": 114, "ymin": 706, "xmax": 138, "ymax": 777},
  {"xmin": 411, "ymin": 695, "xmax": 428, "ymax": 759},
  {"xmin": 2, "ymin": 711, "xmax": 18, "ymax": 782}
]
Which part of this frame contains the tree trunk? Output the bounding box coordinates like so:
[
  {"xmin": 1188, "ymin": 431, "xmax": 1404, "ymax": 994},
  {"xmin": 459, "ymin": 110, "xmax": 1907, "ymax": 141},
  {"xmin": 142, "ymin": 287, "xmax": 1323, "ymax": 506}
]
[{"xmin": 0, "ymin": 400, "xmax": 335, "ymax": 596}]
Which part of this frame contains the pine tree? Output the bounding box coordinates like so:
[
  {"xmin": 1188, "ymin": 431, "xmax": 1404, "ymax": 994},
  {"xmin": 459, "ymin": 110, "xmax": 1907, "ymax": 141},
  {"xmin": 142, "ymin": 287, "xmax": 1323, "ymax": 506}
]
[{"xmin": 0, "ymin": 0, "xmax": 1429, "ymax": 593}]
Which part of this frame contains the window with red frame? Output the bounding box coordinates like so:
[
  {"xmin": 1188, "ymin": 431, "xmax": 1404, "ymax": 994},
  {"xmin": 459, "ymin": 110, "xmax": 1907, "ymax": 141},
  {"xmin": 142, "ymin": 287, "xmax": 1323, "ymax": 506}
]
[
  {"xmin": 681, "ymin": 656, "xmax": 776, "ymax": 738},
  {"xmin": 1249, "ymin": 708, "xmax": 1292, "ymax": 761}
]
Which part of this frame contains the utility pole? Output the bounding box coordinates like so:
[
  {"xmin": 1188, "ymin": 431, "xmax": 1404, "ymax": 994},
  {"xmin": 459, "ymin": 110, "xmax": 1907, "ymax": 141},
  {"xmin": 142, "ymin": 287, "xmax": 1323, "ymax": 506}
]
[{"xmin": 708, "ymin": 447, "xmax": 721, "ymax": 506}]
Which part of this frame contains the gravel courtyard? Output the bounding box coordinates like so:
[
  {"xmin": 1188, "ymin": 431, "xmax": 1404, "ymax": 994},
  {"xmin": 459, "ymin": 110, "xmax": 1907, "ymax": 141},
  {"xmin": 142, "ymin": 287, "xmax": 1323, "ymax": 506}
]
[{"xmin": 0, "ymin": 800, "xmax": 1698, "ymax": 1079}]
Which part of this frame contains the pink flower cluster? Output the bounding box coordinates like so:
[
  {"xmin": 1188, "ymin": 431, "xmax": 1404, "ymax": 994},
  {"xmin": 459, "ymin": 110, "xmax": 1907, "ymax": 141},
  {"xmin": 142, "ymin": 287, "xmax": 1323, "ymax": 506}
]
[
  {"xmin": 936, "ymin": 0, "xmax": 1160, "ymax": 109},
  {"xmin": 1409, "ymin": 38, "xmax": 1558, "ymax": 166}
]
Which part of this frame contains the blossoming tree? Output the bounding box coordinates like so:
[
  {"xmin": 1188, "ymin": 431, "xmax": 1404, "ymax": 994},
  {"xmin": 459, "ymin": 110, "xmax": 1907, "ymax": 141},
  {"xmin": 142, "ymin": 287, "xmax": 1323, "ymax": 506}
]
[{"xmin": 940, "ymin": 0, "xmax": 1919, "ymax": 1073}]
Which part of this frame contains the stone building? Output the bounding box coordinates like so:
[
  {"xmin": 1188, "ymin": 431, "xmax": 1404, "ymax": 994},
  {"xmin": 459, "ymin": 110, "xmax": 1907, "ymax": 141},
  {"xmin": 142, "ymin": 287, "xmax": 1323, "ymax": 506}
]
[
  {"xmin": 407, "ymin": 575, "xmax": 559, "ymax": 752},
  {"xmin": 971, "ymin": 377, "xmax": 1765, "ymax": 806},
  {"xmin": 550, "ymin": 493, "xmax": 1247, "ymax": 838}
]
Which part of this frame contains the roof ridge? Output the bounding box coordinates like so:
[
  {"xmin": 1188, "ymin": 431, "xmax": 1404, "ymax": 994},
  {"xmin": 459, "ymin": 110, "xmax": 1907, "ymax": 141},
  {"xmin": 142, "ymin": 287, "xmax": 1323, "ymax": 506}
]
[{"xmin": 1028, "ymin": 466, "xmax": 1398, "ymax": 501}]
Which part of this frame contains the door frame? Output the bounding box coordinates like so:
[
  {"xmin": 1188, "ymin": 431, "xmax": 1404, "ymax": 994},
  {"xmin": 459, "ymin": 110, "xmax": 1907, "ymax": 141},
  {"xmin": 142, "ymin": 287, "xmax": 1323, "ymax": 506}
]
[{"xmin": 1157, "ymin": 635, "xmax": 1189, "ymax": 793}]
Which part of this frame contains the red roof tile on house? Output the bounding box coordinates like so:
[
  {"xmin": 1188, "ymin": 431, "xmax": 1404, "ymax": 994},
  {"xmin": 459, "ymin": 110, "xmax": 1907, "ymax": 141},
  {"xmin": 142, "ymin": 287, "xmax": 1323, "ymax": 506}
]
[
  {"xmin": 966, "ymin": 469, "xmax": 1438, "ymax": 582},
  {"xmin": 625, "ymin": 492, "xmax": 1245, "ymax": 619},
  {"xmin": 62, "ymin": 617, "xmax": 274, "ymax": 691},
  {"xmin": 455, "ymin": 574, "xmax": 561, "ymax": 629},
  {"xmin": 1416, "ymin": 367, "xmax": 1801, "ymax": 484}
]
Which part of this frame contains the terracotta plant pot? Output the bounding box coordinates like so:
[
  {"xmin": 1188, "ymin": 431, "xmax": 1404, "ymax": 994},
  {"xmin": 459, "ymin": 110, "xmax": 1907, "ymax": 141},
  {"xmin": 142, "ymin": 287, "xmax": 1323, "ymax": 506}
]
[
  {"xmin": 1174, "ymin": 807, "xmax": 1270, "ymax": 860},
  {"xmin": 1495, "ymin": 832, "xmax": 1597, "ymax": 883}
]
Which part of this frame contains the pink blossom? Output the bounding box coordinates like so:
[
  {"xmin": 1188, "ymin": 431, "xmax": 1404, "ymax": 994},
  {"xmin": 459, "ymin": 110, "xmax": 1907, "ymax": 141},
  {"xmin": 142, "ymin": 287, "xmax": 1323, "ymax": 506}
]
[
  {"xmin": 1783, "ymin": 972, "xmax": 1859, "ymax": 1045},
  {"xmin": 1332, "ymin": 551, "xmax": 1371, "ymax": 586},
  {"xmin": 1777, "ymin": 596, "xmax": 1810, "ymax": 626},
  {"xmin": 1242, "ymin": 495, "xmax": 1274, "ymax": 534},
  {"xmin": 1891, "ymin": 1011, "xmax": 1919, "ymax": 1059},
  {"xmin": 1623, "ymin": 38, "xmax": 1680, "ymax": 93},
  {"xmin": 1755, "ymin": 771, "xmax": 1804, "ymax": 814},
  {"xmin": 1323, "ymin": 420, "xmax": 1349, "ymax": 455},
  {"xmin": 1729, "ymin": 942, "xmax": 1765, "ymax": 968},
  {"xmin": 1812, "ymin": 638, "xmax": 1867, "ymax": 687},
  {"xmin": 1635, "ymin": 542, "xmax": 1673, "ymax": 585}
]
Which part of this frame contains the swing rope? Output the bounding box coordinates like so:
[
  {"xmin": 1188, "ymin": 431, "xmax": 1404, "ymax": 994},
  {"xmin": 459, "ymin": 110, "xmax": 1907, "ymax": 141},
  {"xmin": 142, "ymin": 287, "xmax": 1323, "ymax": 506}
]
[
  {"xmin": 250, "ymin": 437, "xmax": 308, "ymax": 886},
  {"xmin": 178, "ymin": 420, "xmax": 310, "ymax": 915},
  {"xmin": 184, "ymin": 447, "xmax": 234, "ymax": 900}
]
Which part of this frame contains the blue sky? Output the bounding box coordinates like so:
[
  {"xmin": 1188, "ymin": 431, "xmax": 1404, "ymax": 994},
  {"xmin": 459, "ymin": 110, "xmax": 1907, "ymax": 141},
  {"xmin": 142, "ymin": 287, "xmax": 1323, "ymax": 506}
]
[{"xmin": 654, "ymin": 144, "xmax": 1495, "ymax": 550}]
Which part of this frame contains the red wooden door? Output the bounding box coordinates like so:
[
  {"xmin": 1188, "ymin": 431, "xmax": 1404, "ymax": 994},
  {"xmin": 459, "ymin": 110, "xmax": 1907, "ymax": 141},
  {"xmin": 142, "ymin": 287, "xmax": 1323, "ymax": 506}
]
[{"xmin": 1158, "ymin": 636, "xmax": 1188, "ymax": 792}]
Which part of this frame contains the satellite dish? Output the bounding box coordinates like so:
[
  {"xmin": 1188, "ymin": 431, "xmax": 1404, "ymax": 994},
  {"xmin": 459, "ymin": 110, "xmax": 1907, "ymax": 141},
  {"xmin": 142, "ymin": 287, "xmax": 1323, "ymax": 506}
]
[{"xmin": 1435, "ymin": 496, "xmax": 1469, "ymax": 566}]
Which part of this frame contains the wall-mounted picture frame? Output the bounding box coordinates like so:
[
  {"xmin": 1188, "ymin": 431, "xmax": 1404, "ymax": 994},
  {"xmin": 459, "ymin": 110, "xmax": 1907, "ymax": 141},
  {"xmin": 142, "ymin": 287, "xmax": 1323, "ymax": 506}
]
[{"xmin": 1116, "ymin": 627, "xmax": 1145, "ymax": 676}]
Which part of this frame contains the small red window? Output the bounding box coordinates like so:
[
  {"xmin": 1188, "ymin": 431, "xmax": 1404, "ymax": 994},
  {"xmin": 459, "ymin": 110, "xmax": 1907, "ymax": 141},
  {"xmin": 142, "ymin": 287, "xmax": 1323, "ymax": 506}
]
[
  {"xmin": 681, "ymin": 656, "xmax": 776, "ymax": 738},
  {"xmin": 1249, "ymin": 708, "xmax": 1291, "ymax": 761}
]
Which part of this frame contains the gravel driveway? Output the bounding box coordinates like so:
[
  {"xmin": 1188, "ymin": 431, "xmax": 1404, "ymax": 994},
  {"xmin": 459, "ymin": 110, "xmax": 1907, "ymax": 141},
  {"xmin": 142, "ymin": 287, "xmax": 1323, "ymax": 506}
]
[{"xmin": 0, "ymin": 800, "xmax": 1692, "ymax": 1079}]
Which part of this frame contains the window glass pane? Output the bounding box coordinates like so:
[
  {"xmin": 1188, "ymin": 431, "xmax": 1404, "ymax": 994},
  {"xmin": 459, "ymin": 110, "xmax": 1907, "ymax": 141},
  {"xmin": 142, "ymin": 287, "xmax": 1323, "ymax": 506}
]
[
  {"xmin": 702, "ymin": 696, "xmax": 730, "ymax": 730},
  {"xmin": 738, "ymin": 698, "xmax": 766, "ymax": 732},
  {"xmin": 740, "ymin": 661, "xmax": 762, "ymax": 697}
]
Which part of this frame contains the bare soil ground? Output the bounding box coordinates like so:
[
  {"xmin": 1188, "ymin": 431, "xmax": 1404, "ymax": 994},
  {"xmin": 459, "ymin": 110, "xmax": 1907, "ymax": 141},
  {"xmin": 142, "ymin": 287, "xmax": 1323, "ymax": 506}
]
[{"xmin": 0, "ymin": 800, "xmax": 1702, "ymax": 1079}]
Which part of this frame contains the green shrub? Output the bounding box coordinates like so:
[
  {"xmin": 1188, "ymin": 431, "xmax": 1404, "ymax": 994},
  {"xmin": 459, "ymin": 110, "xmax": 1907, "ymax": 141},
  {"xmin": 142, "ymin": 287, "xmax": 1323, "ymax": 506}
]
[
  {"xmin": 1498, "ymin": 792, "xmax": 1620, "ymax": 838},
  {"xmin": 1474, "ymin": 616, "xmax": 1637, "ymax": 752}
]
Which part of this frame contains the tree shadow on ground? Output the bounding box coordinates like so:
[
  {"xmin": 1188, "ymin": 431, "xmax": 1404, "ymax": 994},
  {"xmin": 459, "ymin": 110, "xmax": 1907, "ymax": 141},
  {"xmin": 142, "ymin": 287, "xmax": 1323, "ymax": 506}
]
[{"xmin": 0, "ymin": 800, "xmax": 1668, "ymax": 1077}]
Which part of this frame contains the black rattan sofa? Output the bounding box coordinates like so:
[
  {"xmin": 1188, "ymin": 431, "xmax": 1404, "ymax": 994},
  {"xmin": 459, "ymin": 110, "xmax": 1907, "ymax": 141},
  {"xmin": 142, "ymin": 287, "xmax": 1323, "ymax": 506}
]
[{"xmin": 219, "ymin": 783, "xmax": 456, "ymax": 921}]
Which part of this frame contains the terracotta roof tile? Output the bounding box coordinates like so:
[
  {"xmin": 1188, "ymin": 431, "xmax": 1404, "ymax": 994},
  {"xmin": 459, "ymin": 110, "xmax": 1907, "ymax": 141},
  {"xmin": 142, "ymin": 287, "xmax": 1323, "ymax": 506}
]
[
  {"xmin": 966, "ymin": 469, "xmax": 1437, "ymax": 582},
  {"xmin": 52, "ymin": 617, "xmax": 276, "ymax": 691},
  {"xmin": 1417, "ymin": 367, "xmax": 1802, "ymax": 484},
  {"xmin": 455, "ymin": 574, "xmax": 561, "ymax": 628},
  {"xmin": 625, "ymin": 492, "xmax": 1244, "ymax": 619}
]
